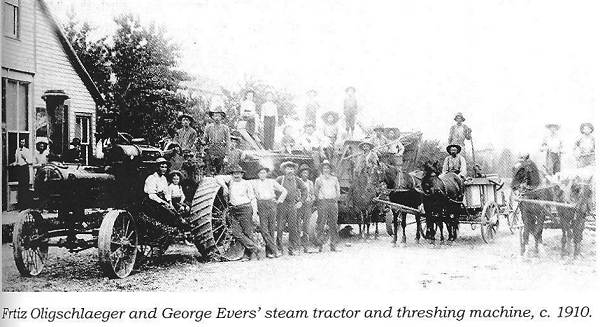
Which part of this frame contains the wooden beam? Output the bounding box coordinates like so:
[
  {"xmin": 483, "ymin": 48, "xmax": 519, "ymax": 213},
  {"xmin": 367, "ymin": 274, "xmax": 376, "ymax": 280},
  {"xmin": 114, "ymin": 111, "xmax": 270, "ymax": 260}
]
[
  {"xmin": 515, "ymin": 198, "xmax": 576, "ymax": 209},
  {"xmin": 372, "ymin": 198, "xmax": 421, "ymax": 215}
]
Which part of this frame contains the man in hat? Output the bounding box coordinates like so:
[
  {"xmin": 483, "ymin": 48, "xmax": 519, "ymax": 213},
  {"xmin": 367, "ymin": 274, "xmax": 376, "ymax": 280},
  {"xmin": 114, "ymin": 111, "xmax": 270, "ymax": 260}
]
[
  {"xmin": 442, "ymin": 144, "xmax": 467, "ymax": 178},
  {"xmin": 11, "ymin": 136, "xmax": 32, "ymax": 209},
  {"xmin": 299, "ymin": 123, "xmax": 322, "ymax": 167},
  {"xmin": 541, "ymin": 123, "xmax": 563, "ymax": 175},
  {"xmin": 574, "ymin": 122, "xmax": 594, "ymax": 168},
  {"xmin": 297, "ymin": 164, "xmax": 316, "ymax": 252},
  {"xmin": 173, "ymin": 113, "xmax": 198, "ymax": 153},
  {"xmin": 203, "ymin": 109, "xmax": 231, "ymax": 174},
  {"xmin": 224, "ymin": 135, "xmax": 245, "ymax": 168},
  {"xmin": 33, "ymin": 137, "xmax": 50, "ymax": 169},
  {"xmin": 252, "ymin": 166, "xmax": 287, "ymax": 257},
  {"xmin": 320, "ymin": 111, "xmax": 340, "ymax": 160},
  {"xmin": 275, "ymin": 161, "xmax": 308, "ymax": 255},
  {"xmin": 304, "ymin": 89, "xmax": 319, "ymax": 127},
  {"xmin": 260, "ymin": 91, "xmax": 278, "ymax": 149},
  {"xmin": 448, "ymin": 112, "xmax": 472, "ymax": 150},
  {"xmin": 63, "ymin": 138, "xmax": 84, "ymax": 163},
  {"xmin": 314, "ymin": 160, "xmax": 341, "ymax": 252},
  {"xmin": 225, "ymin": 164, "xmax": 262, "ymax": 260},
  {"xmin": 354, "ymin": 140, "xmax": 378, "ymax": 177},
  {"xmin": 240, "ymin": 90, "xmax": 257, "ymax": 134},
  {"xmin": 343, "ymin": 86, "xmax": 359, "ymax": 138},
  {"xmin": 385, "ymin": 128, "xmax": 405, "ymax": 170},
  {"xmin": 143, "ymin": 157, "xmax": 187, "ymax": 230}
]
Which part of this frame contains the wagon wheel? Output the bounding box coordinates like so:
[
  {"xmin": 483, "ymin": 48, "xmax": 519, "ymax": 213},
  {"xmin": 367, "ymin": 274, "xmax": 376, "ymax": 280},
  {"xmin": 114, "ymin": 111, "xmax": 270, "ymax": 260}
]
[
  {"xmin": 190, "ymin": 178, "xmax": 244, "ymax": 261},
  {"xmin": 13, "ymin": 209, "xmax": 49, "ymax": 277},
  {"xmin": 98, "ymin": 210, "xmax": 138, "ymax": 279},
  {"xmin": 480, "ymin": 202, "xmax": 500, "ymax": 243}
]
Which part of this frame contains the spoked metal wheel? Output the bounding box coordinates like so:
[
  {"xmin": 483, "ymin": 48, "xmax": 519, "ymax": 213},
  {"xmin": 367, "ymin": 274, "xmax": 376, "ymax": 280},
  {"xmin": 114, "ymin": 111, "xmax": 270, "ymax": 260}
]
[
  {"xmin": 98, "ymin": 210, "xmax": 138, "ymax": 278},
  {"xmin": 481, "ymin": 202, "xmax": 500, "ymax": 243},
  {"xmin": 190, "ymin": 178, "xmax": 244, "ymax": 261},
  {"xmin": 13, "ymin": 210, "xmax": 49, "ymax": 277}
]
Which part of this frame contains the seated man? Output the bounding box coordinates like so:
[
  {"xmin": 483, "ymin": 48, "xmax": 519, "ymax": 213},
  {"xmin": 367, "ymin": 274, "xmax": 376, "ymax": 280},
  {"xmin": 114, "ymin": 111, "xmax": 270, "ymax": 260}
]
[
  {"xmin": 441, "ymin": 144, "xmax": 467, "ymax": 179},
  {"xmin": 143, "ymin": 157, "xmax": 188, "ymax": 231}
]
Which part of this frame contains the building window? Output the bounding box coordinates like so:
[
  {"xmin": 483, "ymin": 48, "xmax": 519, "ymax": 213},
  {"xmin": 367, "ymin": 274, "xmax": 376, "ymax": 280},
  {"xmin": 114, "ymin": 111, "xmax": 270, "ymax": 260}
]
[
  {"xmin": 75, "ymin": 115, "xmax": 92, "ymax": 164},
  {"xmin": 3, "ymin": 0, "xmax": 19, "ymax": 38},
  {"xmin": 2, "ymin": 78, "xmax": 29, "ymax": 210}
]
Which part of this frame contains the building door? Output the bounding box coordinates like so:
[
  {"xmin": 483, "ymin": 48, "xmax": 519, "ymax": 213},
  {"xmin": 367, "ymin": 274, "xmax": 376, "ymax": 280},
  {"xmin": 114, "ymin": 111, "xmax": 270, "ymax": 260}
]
[
  {"xmin": 75, "ymin": 115, "xmax": 92, "ymax": 165},
  {"xmin": 2, "ymin": 78, "xmax": 30, "ymax": 211}
]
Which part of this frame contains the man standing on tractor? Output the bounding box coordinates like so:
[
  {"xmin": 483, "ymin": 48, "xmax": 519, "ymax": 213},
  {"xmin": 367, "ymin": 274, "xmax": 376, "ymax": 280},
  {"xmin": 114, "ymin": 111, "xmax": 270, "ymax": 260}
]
[
  {"xmin": 276, "ymin": 161, "xmax": 308, "ymax": 255},
  {"xmin": 343, "ymin": 86, "xmax": 358, "ymax": 138},
  {"xmin": 173, "ymin": 113, "xmax": 198, "ymax": 153},
  {"xmin": 314, "ymin": 160, "xmax": 341, "ymax": 252},
  {"xmin": 203, "ymin": 108, "xmax": 231, "ymax": 174},
  {"xmin": 541, "ymin": 123, "xmax": 563, "ymax": 175},
  {"xmin": 299, "ymin": 122, "xmax": 322, "ymax": 168},
  {"xmin": 240, "ymin": 90, "xmax": 258, "ymax": 135},
  {"xmin": 320, "ymin": 111, "xmax": 340, "ymax": 161}
]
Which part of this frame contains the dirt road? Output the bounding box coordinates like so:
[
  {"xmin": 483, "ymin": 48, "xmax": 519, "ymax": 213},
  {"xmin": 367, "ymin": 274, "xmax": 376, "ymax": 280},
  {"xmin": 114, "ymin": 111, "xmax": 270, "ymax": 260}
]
[{"xmin": 2, "ymin": 224, "xmax": 596, "ymax": 292}]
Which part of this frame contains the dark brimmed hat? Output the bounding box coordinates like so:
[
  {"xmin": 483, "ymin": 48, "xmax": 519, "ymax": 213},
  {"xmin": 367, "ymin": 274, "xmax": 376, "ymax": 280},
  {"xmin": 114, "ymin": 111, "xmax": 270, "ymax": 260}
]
[
  {"xmin": 228, "ymin": 164, "xmax": 245, "ymax": 174},
  {"xmin": 208, "ymin": 109, "xmax": 226, "ymax": 118},
  {"xmin": 359, "ymin": 141, "xmax": 374, "ymax": 150},
  {"xmin": 446, "ymin": 144, "xmax": 462, "ymax": 154},
  {"xmin": 280, "ymin": 161, "xmax": 299, "ymax": 170},
  {"xmin": 320, "ymin": 160, "xmax": 333, "ymax": 170},
  {"xmin": 155, "ymin": 157, "xmax": 171, "ymax": 166},
  {"xmin": 298, "ymin": 164, "xmax": 311, "ymax": 173},
  {"xmin": 580, "ymin": 122, "xmax": 593, "ymax": 133},
  {"xmin": 545, "ymin": 123, "xmax": 560, "ymax": 129},
  {"xmin": 321, "ymin": 111, "xmax": 340, "ymax": 124},
  {"xmin": 168, "ymin": 170, "xmax": 183, "ymax": 179},
  {"xmin": 257, "ymin": 166, "xmax": 270, "ymax": 173},
  {"xmin": 454, "ymin": 112, "xmax": 466, "ymax": 122},
  {"xmin": 70, "ymin": 137, "xmax": 81, "ymax": 146},
  {"xmin": 230, "ymin": 135, "xmax": 241, "ymax": 142},
  {"xmin": 178, "ymin": 113, "xmax": 194, "ymax": 122}
]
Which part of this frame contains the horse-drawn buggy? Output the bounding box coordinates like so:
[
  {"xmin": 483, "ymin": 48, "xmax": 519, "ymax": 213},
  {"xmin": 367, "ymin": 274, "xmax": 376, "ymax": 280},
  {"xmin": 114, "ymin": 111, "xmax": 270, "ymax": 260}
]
[
  {"xmin": 510, "ymin": 159, "xmax": 595, "ymax": 257},
  {"xmin": 332, "ymin": 128, "xmax": 422, "ymax": 237}
]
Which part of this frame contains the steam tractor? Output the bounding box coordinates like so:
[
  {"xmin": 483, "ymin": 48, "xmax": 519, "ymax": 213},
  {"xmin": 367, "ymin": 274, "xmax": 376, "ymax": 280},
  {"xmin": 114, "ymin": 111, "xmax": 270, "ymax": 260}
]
[{"xmin": 12, "ymin": 133, "xmax": 246, "ymax": 279}]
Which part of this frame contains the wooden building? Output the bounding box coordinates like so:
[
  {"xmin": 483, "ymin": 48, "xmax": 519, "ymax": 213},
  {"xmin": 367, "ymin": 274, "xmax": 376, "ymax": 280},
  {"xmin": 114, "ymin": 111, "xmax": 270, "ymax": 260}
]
[{"xmin": 2, "ymin": 0, "xmax": 102, "ymax": 210}]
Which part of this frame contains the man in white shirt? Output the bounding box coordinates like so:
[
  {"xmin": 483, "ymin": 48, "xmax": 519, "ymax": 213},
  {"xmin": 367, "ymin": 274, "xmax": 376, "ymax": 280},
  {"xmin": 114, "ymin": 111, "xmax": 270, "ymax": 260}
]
[
  {"xmin": 227, "ymin": 164, "xmax": 262, "ymax": 260},
  {"xmin": 252, "ymin": 166, "xmax": 287, "ymax": 257},
  {"xmin": 240, "ymin": 90, "xmax": 257, "ymax": 135},
  {"xmin": 314, "ymin": 160, "xmax": 341, "ymax": 252},
  {"xmin": 260, "ymin": 92, "xmax": 278, "ymax": 150},
  {"xmin": 143, "ymin": 158, "xmax": 187, "ymax": 230},
  {"xmin": 299, "ymin": 123, "xmax": 322, "ymax": 167},
  {"xmin": 541, "ymin": 123, "xmax": 563, "ymax": 175},
  {"xmin": 12, "ymin": 136, "xmax": 32, "ymax": 209}
]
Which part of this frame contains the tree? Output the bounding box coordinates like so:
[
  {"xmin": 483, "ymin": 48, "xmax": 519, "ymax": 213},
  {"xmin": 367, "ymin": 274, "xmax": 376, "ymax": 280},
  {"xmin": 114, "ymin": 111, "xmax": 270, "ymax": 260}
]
[
  {"xmin": 415, "ymin": 139, "xmax": 447, "ymax": 170},
  {"xmin": 111, "ymin": 14, "xmax": 189, "ymax": 144}
]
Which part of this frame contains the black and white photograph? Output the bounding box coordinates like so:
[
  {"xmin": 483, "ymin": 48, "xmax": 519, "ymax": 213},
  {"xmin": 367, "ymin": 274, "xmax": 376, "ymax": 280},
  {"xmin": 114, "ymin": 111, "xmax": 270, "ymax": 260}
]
[{"xmin": 0, "ymin": 0, "xmax": 598, "ymax": 326}]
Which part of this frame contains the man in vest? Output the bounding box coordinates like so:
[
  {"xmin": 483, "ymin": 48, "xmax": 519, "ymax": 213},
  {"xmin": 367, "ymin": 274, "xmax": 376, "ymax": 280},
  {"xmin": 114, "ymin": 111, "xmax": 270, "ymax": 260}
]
[
  {"xmin": 276, "ymin": 161, "xmax": 308, "ymax": 255},
  {"xmin": 448, "ymin": 112, "xmax": 472, "ymax": 150},
  {"xmin": 173, "ymin": 113, "xmax": 198, "ymax": 153},
  {"xmin": 442, "ymin": 144, "xmax": 467, "ymax": 178}
]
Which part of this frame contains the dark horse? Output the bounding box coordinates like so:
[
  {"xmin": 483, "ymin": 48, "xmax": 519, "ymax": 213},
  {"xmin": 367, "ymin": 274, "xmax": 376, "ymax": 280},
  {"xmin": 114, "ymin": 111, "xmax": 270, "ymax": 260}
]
[
  {"xmin": 377, "ymin": 163, "xmax": 426, "ymax": 244},
  {"xmin": 420, "ymin": 161, "xmax": 464, "ymax": 243},
  {"xmin": 512, "ymin": 159, "xmax": 589, "ymax": 257}
]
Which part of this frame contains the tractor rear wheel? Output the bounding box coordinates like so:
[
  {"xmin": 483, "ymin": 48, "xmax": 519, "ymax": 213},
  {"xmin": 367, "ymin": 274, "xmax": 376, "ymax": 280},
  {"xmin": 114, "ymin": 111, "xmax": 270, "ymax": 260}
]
[
  {"xmin": 13, "ymin": 210, "xmax": 49, "ymax": 277},
  {"xmin": 189, "ymin": 177, "xmax": 244, "ymax": 261}
]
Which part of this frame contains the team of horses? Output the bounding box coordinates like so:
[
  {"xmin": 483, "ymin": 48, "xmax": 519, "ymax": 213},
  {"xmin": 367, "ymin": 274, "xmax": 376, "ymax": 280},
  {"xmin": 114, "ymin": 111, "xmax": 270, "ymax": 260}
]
[{"xmin": 348, "ymin": 153, "xmax": 593, "ymax": 258}]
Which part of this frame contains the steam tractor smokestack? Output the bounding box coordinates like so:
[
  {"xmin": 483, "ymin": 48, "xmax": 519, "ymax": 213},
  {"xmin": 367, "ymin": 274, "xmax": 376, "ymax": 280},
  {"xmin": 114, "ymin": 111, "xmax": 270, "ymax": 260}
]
[{"xmin": 41, "ymin": 90, "xmax": 70, "ymax": 159}]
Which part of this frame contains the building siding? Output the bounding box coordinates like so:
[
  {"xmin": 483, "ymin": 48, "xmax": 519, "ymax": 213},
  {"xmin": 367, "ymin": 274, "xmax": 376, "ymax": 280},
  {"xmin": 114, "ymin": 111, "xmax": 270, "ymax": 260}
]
[
  {"xmin": 2, "ymin": 0, "xmax": 36, "ymax": 73},
  {"xmin": 33, "ymin": 0, "xmax": 96, "ymax": 145}
]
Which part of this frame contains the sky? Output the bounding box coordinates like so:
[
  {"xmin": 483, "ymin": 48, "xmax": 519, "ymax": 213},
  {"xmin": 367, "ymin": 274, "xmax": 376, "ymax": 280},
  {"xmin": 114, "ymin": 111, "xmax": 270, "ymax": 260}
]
[{"xmin": 46, "ymin": 0, "xmax": 598, "ymax": 159}]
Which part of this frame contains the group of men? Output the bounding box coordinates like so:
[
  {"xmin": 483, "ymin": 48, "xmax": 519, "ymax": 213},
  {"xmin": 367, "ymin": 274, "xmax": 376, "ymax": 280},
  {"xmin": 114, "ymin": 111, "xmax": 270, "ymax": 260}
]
[
  {"xmin": 541, "ymin": 122, "xmax": 595, "ymax": 174},
  {"xmin": 141, "ymin": 151, "xmax": 342, "ymax": 260}
]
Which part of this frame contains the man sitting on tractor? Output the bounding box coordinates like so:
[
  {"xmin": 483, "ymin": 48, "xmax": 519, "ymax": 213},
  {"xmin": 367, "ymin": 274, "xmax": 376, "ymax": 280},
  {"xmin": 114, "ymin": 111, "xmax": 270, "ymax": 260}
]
[{"xmin": 143, "ymin": 157, "xmax": 189, "ymax": 231}]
